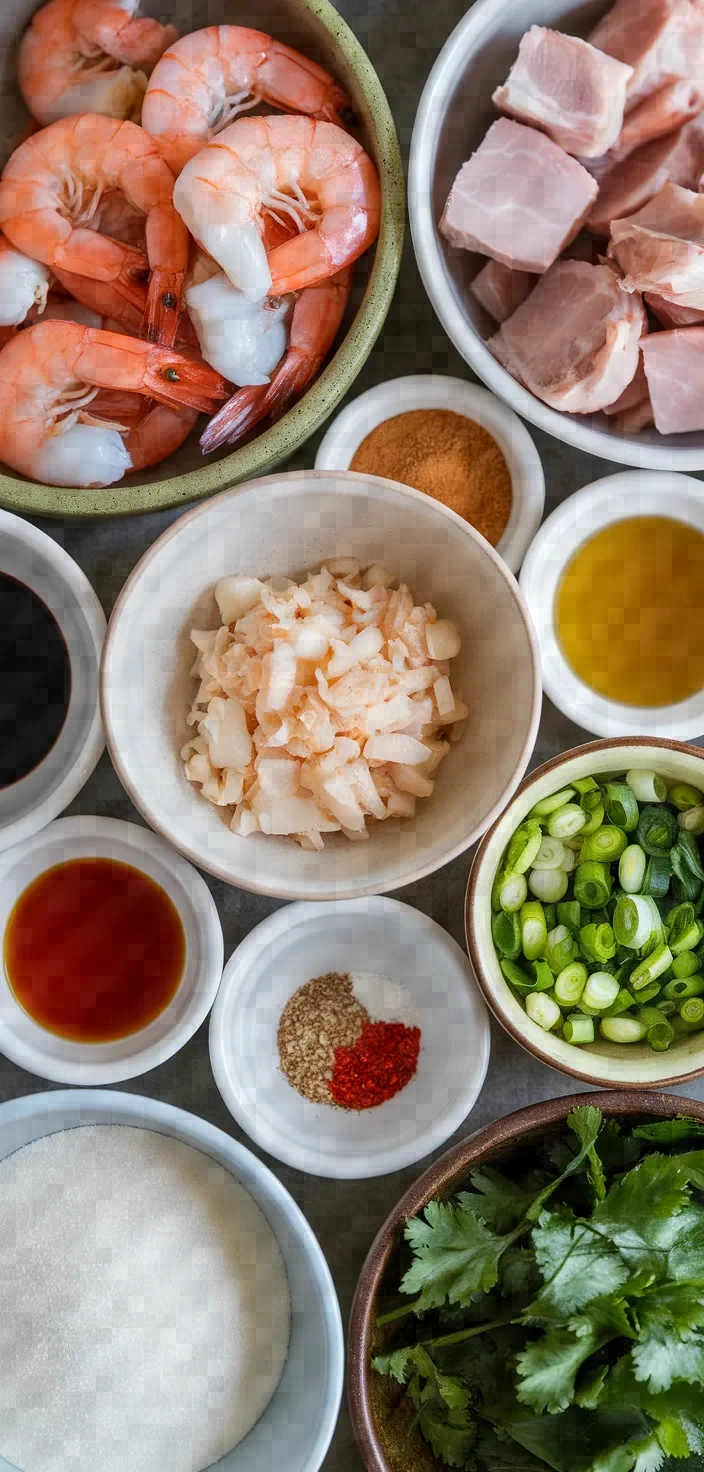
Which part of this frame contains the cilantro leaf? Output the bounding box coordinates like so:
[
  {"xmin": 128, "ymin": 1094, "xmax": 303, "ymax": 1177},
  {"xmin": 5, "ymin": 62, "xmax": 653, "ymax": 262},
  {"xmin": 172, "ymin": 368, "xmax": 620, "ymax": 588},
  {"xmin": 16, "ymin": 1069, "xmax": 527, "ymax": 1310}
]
[
  {"xmin": 526, "ymin": 1209, "xmax": 629, "ymax": 1321},
  {"xmin": 524, "ymin": 1109, "xmax": 605, "ymax": 1227},
  {"xmin": 590, "ymin": 1156, "xmax": 690, "ymax": 1267},
  {"xmin": 569, "ymin": 1295, "xmax": 634, "ymax": 1342},
  {"xmin": 602, "ymin": 1357, "xmax": 704, "ymax": 1458},
  {"xmin": 476, "ymin": 1424, "xmax": 550, "ymax": 1472},
  {"xmin": 667, "ymin": 1204, "xmax": 704, "ymax": 1283},
  {"xmin": 631, "ymin": 1284, "xmax": 704, "ymax": 1393},
  {"xmin": 629, "ymin": 1435, "xmax": 665, "ymax": 1472},
  {"xmin": 402, "ymin": 1201, "xmax": 511, "ymax": 1310},
  {"xmin": 465, "ymin": 1170, "xmax": 539, "ymax": 1233},
  {"xmin": 371, "ymin": 1346, "xmax": 413, "ymax": 1383},
  {"xmin": 570, "ymin": 1106, "xmax": 607, "ymax": 1203},
  {"xmin": 634, "ymin": 1119, "xmax": 704, "ymax": 1146},
  {"xmin": 416, "ymin": 1400, "xmax": 476, "ymax": 1469},
  {"xmin": 678, "ymin": 1149, "xmax": 704, "ymax": 1193},
  {"xmin": 516, "ymin": 1325, "xmax": 605, "ymax": 1414},
  {"xmin": 575, "ymin": 1364, "xmax": 609, "ymax": 1410}
]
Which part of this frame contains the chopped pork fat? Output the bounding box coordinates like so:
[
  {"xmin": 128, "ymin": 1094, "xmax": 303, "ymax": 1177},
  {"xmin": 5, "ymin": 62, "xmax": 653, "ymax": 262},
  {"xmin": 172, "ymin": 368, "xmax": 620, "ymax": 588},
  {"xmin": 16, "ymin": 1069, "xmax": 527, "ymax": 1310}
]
[
  {"xmin": 590, "ymin": 78, "xmax": 704, "ymax": 170},
  {"xmin": 586, "ymin": 116, "xmax": 704, "ymax": 234},
  {"xmin": 470, "ymin": 259, "xmax": 538, "ymax": 323},
  {"xmin": 493, "ymin": 27, "xmax": 632, "ymax": 157},
  {"xmin": 641, "ymin": 326, "xmax": 704, "ymax": 430},
  {"xmin": 610, "ymin": 181, "xmax": 704, "ymax": 305},
  {"xmin": 590, "ymin": 0, "xmax": 704, "ymax": 110},
  {"xmin": 603, "ymin": 355, "xmax": 654, "ymax": 429},
  {"xmin": 439, "ymin": 118, "xmax": 598, "ymax": 273},
  {"xmin": 488, "ymin": 258, "xmax": 646, "ymax": 414},
  {"xmin": 645, "ymin": 287, "xmax": 704, "ymax": 321}
]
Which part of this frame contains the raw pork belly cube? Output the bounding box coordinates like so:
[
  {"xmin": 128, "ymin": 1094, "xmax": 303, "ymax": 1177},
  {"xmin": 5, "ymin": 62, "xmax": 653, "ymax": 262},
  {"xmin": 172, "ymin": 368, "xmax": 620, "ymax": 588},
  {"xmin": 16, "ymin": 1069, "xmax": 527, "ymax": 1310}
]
[
  {"xmin": 610, "ymin": 181, "xmax": 704, "ymax": 305},
  {"xmin": 590, "ymin": 0, "xmax": 704, "ymax": 109},
  {"xmin": 488, "ymin": 258, "xmax": 646, "ymax": 413},
  {"xmin": 602, "ymin": 356, "xmax": 654, "ymax": 431},
  {"xmin": 470, "ymin": 259, "xmax": 538, "ymax": 322},
  {"xmin": 587, "ymin": 117, "xmax": 704, "ymax": 234},
  {"xmin": 599, "ymin": 79, "xmax": 704, "ymax": 169},
  {"xmin": 642, "ymin": 327, "xmax": 704, "ymax": 431},
  {"xmin": 439, "ymin": 119, "xmax": 598, "ymax": 273},
  {"xmin": 645, "ymin": 288, "xmax": 704, "ymax": 323},
  {"xmin": 492, "ymin": 27, "xmax": 633, "ymax": 157}
]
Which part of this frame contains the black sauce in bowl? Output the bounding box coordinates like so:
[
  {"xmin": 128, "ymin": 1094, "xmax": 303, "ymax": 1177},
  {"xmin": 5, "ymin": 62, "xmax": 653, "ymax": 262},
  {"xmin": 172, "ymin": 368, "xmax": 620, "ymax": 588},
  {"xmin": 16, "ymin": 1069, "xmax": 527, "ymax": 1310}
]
[{"xmin": 0, "ymin": 574, "xmax": 71, "ymax": 786}]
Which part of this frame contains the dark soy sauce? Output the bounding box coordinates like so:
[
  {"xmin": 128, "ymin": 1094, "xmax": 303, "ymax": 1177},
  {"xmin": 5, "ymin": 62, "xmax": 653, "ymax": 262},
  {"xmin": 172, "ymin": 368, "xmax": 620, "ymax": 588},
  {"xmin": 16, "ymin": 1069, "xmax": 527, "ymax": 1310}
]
[{"xmin": 0, "ymin": 573, "xmax": 71, "ymax": 787}]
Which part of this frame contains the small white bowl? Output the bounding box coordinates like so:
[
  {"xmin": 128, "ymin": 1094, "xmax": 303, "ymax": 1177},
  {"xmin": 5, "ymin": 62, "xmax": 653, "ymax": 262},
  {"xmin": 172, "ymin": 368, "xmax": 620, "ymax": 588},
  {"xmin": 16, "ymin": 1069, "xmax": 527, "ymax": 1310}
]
[
  {"xmin": 0, "ymin": 815, "xmax": 224, "ymax": 1085},
  {"xmin": 520, "ymin": 470, "xmax": 704, "ymax": 739},
  {"xmin": 0, "ymin": 510, "xmax": 105, "ymax": 851},
  {"xmin": 209, "ymin": 896, "xmax": 490, "ymax": 1179},
  {"xmin": 314, "ymin": 375, "xmax": 544, "ymax": 573}
]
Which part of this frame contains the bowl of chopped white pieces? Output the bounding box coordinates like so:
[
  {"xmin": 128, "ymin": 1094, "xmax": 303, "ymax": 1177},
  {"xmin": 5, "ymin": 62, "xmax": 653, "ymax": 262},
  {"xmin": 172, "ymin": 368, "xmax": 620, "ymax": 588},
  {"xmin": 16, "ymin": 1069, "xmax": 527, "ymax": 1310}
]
[{"xmin": 100, "ymin": 470, "xmax": 540, "ymax": 900}]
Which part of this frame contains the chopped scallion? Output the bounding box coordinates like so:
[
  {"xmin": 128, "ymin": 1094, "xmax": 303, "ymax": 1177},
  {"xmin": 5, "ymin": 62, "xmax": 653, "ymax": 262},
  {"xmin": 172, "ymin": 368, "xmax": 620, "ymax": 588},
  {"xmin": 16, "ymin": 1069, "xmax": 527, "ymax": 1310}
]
[
  {"xmin": 670, "ymin": 783, "xmax": 703, "ymax": 812},
  {"xmin": 663, "ymin": 973, "xmax": 704, "ymax": 1001},
  {"xmin": 636, "ymin": 803, "xmax": 678, "ymax": 856},
  {"xmin": 528, "ymin": 867, "xmax": 569, "ymax": 903},
  {"xmin": 545, "ymin": 924, "xmax": 577, "ymax": 975},
  {"xmin": 678, "ymin": 805, "xmax": 704, "ymax": 836},
  {"xmin": 580, "ymin": 826, "xmax": 628, "ymax": 864},
  {"xmin": 491, "ymin": 910, "xmax": 521, "ymax": 959},
  {"xmin": 554, "ymin": 962, "xmax": 587, "ymax": 1007},
  {"xmin": 581, "ymin": 971, "xmax": 620, "ymax": 1012},
  {"xmin": 532, "ymin": 836, "xmax": 566, "ymax": 870},
  {"xmin": 626, "ymin": 769, "xmax": 667, "ymax": 803},
  {"xmin": 613, "ymin": 893, "xmax": 660, "ymax": 949},
  {"xmin": 525, "ymin": 992, "xmax": 562, "ymax": 1031},
  {"xmin": 628, "ymin": 942, "xmax": 673, "ymax": 992},
  {"xmin": 547, "ymin": 804, "xmax": 588, "ymax": 840},
  {"xmin": 680, "ymin": 996, "xmax": 704, "ymax": 1029},
  {"xmin": 520, "ymin": 901, "xmax": 548, "ymax": 961},
  {"xmin": 603, "ymin": 782, "xmax": 639, "ymax": 832},
  {"xmin": 619, "ymin": 844, "xmax": 646, "ymax": 894},
  {"xmin": 530, "ymin": 787, "xmax": 576, "ymax": 817},
  {"xmin": 498, "ymin": 871, "xmax": 528, "ymax": 913},
  {"xmin": 562, "ymin": 1015, "xmax": 594, "ymax": 1045},
  {"xmin": 574, "ymin": 861, "xmax": 612, "ymax": 909},
  {"xmin": 600, "ymin": 1016, "xmax": 647, "ymax": 1043},
  {"xmin": 579, "ymin": 921, "xmax": 616, "ymax": 964}
]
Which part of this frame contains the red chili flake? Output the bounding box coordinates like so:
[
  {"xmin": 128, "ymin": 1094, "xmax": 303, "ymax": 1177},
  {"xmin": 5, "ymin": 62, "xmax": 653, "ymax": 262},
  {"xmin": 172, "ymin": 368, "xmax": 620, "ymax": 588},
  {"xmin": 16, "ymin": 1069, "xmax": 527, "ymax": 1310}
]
[{"xmin": 329, "ymin": 1020, "xmax": 421, "ymax": 1110}]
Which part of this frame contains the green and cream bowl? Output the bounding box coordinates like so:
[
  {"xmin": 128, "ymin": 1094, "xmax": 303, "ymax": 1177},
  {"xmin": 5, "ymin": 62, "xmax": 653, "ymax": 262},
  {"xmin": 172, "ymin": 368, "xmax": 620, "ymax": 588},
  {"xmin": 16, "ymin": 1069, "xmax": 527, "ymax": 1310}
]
[{"xmin": 0, "ymin": 0, "xmax": 405, "ymax": 518}]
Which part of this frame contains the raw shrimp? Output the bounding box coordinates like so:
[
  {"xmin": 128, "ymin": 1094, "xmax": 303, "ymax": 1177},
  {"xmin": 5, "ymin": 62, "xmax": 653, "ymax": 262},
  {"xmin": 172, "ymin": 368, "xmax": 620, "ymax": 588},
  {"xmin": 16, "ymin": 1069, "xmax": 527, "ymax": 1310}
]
[
  {"xmin": 19, "ymin": 0, "xmax": 177, "ymax": 127},
  {"xmin": 0, "ymin": 114, "xmax": 190, "ymax": 345},
  {"xmin": 173, "ymin": 114, "xmax": 380, "ymax": 301},
  {"xmin": 141, "ymin": 25, "xmax": 351, "ymax": 175},
  {"xmin": 86, "ymin": 388, "xmax": 198, "ymax": 470},
  {"xmin": 201, "ymin": 267, "xmax": 351, "ymax": 452},
  {"xmin": 0, "ymin": 237, "xmax": 51, "ymax": 328},
  {"xmin": 0, "ymin": 319, "xmax": 226, "ymax": 487}
]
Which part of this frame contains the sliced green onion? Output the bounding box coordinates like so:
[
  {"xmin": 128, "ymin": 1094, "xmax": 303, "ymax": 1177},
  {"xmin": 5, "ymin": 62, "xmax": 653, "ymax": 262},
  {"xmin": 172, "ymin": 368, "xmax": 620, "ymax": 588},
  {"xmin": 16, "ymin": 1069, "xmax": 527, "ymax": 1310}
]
[
  {"xmin": 520, "ymin": 900, "xmax": 547, "ymax": 961},
  {"xmin": 647, "ymin": 1019, "xmax": 675, "ymax": 1052},
  {"xmin": 543, "ymin": 903, "xmax": 557, "ymax": 932},
  {"xmin": 529, "ymin": 959, "xmax": 555, "ymax": 992},
  {"xmin": 545, "ymin": 924, "xmax": 577, "ymax": 975},
  {"xmin": 604, "ymin": 988, "xmax": 635, "ymax": 1018},
  {"xmin": 680, "ymin": 997, "xmax": 704, "ymax": 1028},
  {"xmin": 670, "ymin": 783, "xmax": 704, "ymax": 812},
  {"xmin": 619, "ymin": 844, "xmax": 646, "ymax": 894},
  {"xmin": 580, "ymin": 800, "xmax": 606, "ymax": 837},
  {"xmin": 561, "ymin": 846, "xmax": 577, "ymax": 874},
  {"xmin": 636, "ymin": 803, "xmax": 679, "ymax": 856},
  {"xmin": 528, "ymin": 867, "xmax": 569, "ymax": 903},
  {"xmin": 530, "ymin": 787, "xmax": 576, "ymax": 817},
  {"xmin": 572, "ymin": 777, "xmax": 599, "ymax": 795},
  {"xmin": 642, "ymin": 854, "xmax": 671, "ymax": 899},
  {"xmin": 506, "ymin": 821, "xmax": 543, "ymax": 874},
  {"xmin": 579, "ymin": 922, "xmax": 616, "ymax": 964},
  {"xmin": 675, "ymin": 830, "xmax": 704, "ymax": 882},
  {"xmin": 491, "ymin": 910, "xmax": 521, "ymax": 959},
  {"xmin": 638, "ymin": 1005, "xmax": 667, "ymax": 1030},
  {"xmin": 525, "ymin": 992, "xmax": 562, "ymax": 1031},
  {"xmin": 632, "ymin": 981, "xmax": 661, "ymax": 1005},
  {"xmin": 532, "ymin": 836, "xmax": 566, "ymax": 870},
  {"xmin": 663, "ymin": 974, "xmax": 704, "ymax": 1000},
  {"xmin": 574, "ymin": 861, "xmax": 612, "ymax": 910},
  {"xmin": 667, "ymin": 902, "xmax": 703, "ymax": 955},
  {"xmin": 500, "ymin": 959, "xmax": 534, "ymax": 995},
  {"xmin": 656, "ymin": 999, "xmax": 677, "ymax": 1016},
  {"xmin": 557, "ymin": 900, "xmax": 581, "ymax": 935},
  {"xmin": 672, "ymin": 951, "xmax": 701, "ymax": 978},
  {"xmin": 554, "ymin": 962, "xmax": 587, "ymax": 1006},
  {"xmin": 582, "ymin": 971, "xmax": 620, "ymax": 1012},
  {"xmin": 600, "ymin": 1016, "xmax": 647, "ymax": 1043},
  {"xmin": 581, "ymin": 826, "xmax": 628, "ymax": 864},
  {"xmin": 499, "ymin": 871, "xmax": 528, "ymax": 913},
  {"xmin": 563, "ymin": 1015, "xmax": 595, "ymax": 1045},
  {"xmin": 629, "ymin": 943, "xmax": 673, "ymax": 992},
  {"xmin": 604, "ymin": 782, "xmax": 639, "ymax": 832},
  {"xmin": 563, "ymin": 834, "xmax": 585, "ymax": 853},
  {"xmin": 678, "ymin": 806, "xmax": 704, "ymax": 836},
  {"xmin": 669, "ymin": 848, "xmax": 702, "ymax": 905},
  {"xmin": 613, "ymin": 893, "xmax": 660, "ymax": 948},
  {"xmin": 626, "ymin": 768, "xmax": 667, "ymax": 803},
  {"xmin": 547, "ymin": 804, "xmax": 587, "ymax": 840}
]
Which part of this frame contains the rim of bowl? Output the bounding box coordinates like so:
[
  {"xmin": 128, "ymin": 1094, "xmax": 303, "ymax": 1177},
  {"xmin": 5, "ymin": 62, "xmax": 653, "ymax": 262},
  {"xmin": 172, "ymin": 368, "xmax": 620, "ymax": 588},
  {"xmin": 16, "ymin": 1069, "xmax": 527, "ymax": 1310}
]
[
  {"xmin": 208, "ymin": 896, "xmax": 491, "ymax": 1178},
  {"xmin": 407, "ymin": 0, "xmax": 704, "ymax": 470},
  {"xmin": 465, "ymin": 735, "xmax": 704, "ymax": 1090},
  {"xmin": 347, "ymin": 1087, "xmax": 704, "ymax": 1472},
  {"xmin": 100, "ymin": 469, "xmax": 543, "ymax": 900},
  {"xmin": 0, "ymin": 0, "xmax": 405, "ymax": 520},
  {"xmin": 0, "ymin": 1087, "xmax": 345, "ymax": 1472},
  {"xmin": 0, "ymin": 511, "xmax": 105, "ymax": 851},
  {"xmin": 0, "ymin": 816, "xmax": 224, "ymax": 1085},
  {"xmin": 313, "ymin": 374, "xmax": 545, "ymax": 573},
  {"xmin": 519, "ymin": 470, "xmax": 704, "ymax": 738}
]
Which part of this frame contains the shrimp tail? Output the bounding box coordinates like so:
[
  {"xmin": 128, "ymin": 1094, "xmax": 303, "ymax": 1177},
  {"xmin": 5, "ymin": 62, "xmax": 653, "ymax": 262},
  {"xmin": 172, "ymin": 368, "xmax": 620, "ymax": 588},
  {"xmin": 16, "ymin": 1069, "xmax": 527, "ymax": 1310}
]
[{"xmin": 199, "ymin": 384, "xmax": 268, "ymax": 453}]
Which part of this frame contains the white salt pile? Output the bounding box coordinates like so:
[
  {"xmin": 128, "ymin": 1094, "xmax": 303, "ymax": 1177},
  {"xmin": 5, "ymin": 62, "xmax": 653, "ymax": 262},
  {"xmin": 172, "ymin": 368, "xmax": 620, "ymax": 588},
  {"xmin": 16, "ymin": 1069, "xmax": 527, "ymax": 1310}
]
[{"xmin": 0, "ymin": 1125, "xmax": 291, "ymax": 1472}]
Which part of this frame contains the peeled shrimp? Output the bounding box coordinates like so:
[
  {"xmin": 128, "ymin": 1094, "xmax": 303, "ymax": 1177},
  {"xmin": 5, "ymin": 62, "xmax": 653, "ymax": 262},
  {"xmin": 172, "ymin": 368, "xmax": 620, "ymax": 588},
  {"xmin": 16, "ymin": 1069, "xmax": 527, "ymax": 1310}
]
[
  {"xmin": 142, "ymin": 25, "xmax": 351, "ymax": 176},
  {"xmin": 0, "ymin": 237, "xmax": 51, "ymax": 328},
  {"xmin": 201, "ymin": 268, "xmax": 351, "ymax": 452},
  {"xmin": 19, "ymin": 0, "xmax": 177, "ymax": 127},
  {"xmin": 0, "ymin": 319, "xmax": 226, "ymax": 487},
  {"xmin": 0, "ymin": 114, "xmax": 190, "ymax": 345},
  {"xmin": 173, "ymin": 114, "xmax": 380, "ymax": 302}
]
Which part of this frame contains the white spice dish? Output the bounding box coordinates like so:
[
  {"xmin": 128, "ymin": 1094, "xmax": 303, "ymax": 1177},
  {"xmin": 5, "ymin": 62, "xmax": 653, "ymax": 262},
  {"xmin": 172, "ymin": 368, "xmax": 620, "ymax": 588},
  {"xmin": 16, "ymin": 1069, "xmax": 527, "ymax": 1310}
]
[{"xmin": 209, "ymin": 895, "xmax": 490, "ymax": 1179}]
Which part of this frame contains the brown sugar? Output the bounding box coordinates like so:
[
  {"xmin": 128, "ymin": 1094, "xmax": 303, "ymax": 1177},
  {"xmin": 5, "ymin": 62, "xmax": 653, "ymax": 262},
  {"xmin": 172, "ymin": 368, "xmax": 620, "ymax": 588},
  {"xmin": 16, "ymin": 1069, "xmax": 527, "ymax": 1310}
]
[{"xmin": 349, "ymin": 407, "xmax": 512, "ymax": 546}]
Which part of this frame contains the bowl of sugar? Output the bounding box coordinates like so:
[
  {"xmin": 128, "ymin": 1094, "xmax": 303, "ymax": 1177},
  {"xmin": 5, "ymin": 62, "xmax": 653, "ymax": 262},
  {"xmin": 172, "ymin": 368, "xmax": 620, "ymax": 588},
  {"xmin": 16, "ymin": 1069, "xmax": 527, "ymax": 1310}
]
[{"xmin": 0, "ymin": 1090, "xmax": 343, "ymax": 1472}]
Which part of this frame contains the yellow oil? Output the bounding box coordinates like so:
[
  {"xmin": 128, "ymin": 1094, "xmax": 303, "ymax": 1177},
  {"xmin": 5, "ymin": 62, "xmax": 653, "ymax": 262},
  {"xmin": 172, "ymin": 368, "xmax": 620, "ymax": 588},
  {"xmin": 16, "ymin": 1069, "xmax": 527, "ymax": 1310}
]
[{"xmin": 556, "ymin": 516, "xmax": 704, "ymax": 708}]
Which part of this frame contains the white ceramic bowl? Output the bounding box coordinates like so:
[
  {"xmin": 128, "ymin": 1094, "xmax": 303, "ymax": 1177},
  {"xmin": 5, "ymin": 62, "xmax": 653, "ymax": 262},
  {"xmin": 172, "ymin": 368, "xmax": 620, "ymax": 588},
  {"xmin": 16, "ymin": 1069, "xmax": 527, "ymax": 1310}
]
[
  {"xmin": 520, "ymin": 470, "xmax": 704, "ymax": 739},
  {"xmin": 0, "ymin": 1089, "xmax": 343, "ymax": 1472},
  {"xmin": 101, "ymin": 470, "xmax": 541, "ymax": 901},
  {"xmin": 409, "ymin": 0, "xmax": 704, "ymax": 469},
  {"xmin": 0, "ymin": 510, "xmax": 105, "ymax": 850},
  {"xmin": 466, "ymin": 737, "xmax": 704, "ymax": 1089},
  {"xmin": 209, "ymin": 896, "xmax": 491, "ymax": 1179},
  {"xmin": 0, "ymin": 815, "xmax": 223, "ymax": 1085},
  {"xmin": 314, "ymin": 375, "xmax": 544, "ymax": 572}
]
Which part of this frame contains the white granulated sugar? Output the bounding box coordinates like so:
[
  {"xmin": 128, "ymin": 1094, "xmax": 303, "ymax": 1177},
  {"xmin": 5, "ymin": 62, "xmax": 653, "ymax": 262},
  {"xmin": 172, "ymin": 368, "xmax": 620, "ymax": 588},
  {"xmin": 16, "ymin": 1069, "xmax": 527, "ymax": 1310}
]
[
  {"xmin": 349, "ymin": 971, "xmax": 420, "ymax": 1026},
  {"xmin": 0, "ymin": 1125, "xmax": 290, "ymax": 1472}
]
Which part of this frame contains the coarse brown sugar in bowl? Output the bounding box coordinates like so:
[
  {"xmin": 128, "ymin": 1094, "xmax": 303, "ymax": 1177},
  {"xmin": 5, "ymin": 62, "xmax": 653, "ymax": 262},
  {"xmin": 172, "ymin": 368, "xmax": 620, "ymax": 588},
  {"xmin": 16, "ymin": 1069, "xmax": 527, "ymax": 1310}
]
[{"xmin": 349, "ymin": 407, "xmax": 512, "ymax": 544}]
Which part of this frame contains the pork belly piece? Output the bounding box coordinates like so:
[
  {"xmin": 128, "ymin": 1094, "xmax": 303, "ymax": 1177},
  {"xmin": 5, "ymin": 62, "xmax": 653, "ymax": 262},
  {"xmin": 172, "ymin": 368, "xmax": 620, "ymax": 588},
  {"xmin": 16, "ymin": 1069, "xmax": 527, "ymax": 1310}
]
[
  {"xmin": 590, "ymin": 0, "xmax": 704, "ymax": 110},
  {"xmin": 591, "ymin": 78, "xmax": 704, "ymax": 170},
  {"xmin": 439, "ymin": 119, "xmax": 598, "ymax": 273},
  {"xmin": 586, "ymin": 117, "xmax": 704, "ymax": 234},
  {"xmin": 641, "ymin": 327, "xmax": 704, "ymax": 430},
  {"xmin": 645, "ymin": 287, "xmax": 704, "ymax": 321},
  {"xmin": 610, "ymin": 181, "xmax": 704, "ymax": 304},
  {"xmin": 492, "ymin": 27, "xmax": 632, "ymax": 157},
  {"xmin": 488, "ymin": 259, "xmax": 646, "ymax": 413},
  {"xmin": 470, "ymin": 259, "xmax": 538, "ymax": 323},
  {"xmin": 603, "ymin": 355, "xmax": 654, "ymax": 429}
]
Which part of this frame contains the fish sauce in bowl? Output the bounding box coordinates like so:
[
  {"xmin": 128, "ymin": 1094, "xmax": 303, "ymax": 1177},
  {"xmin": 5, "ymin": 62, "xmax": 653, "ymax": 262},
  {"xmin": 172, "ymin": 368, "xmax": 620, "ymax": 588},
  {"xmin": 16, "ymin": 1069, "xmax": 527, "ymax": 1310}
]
[{"xmin": 0, "ymin": 572, "xmax": 70, "ymax": 785}]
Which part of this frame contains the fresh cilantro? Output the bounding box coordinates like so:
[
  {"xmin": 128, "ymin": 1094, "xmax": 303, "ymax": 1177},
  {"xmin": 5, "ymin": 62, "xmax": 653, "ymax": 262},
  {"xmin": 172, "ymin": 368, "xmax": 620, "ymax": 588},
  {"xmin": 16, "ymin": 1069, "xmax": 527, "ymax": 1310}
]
[
  {"xmin": 401, "ymin": 1200, "xmax": 513, "ymax": 1310},
  {"xmin": 634, "ymin": 1120, "xmax": 704, "ymax": 1146},
  {"xmin": 526, "ymin": 1209, "xmax": 629, "ymax": 1321},
  {"xmin": 466, "ymin": 1169, "xmax": 539, "ymax": 1233},
  {"xmin": 517, "ymin": 1324, "xmax": 608, "ymax": 1414}
]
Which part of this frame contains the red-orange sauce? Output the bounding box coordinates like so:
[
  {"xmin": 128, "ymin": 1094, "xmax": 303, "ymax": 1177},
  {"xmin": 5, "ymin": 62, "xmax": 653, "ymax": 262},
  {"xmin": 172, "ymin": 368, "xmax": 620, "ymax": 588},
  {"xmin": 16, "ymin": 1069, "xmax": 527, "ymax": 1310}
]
[{"xmin": 5, "ymin": 858, "xmax": 186, "ymax": 1043}]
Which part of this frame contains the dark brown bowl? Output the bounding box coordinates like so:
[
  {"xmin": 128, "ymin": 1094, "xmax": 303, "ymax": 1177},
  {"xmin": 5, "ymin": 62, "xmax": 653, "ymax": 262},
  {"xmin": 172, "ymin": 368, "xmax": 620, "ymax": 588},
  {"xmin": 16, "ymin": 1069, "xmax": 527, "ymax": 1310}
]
[
  {"xmin": 348, "ymin": 1088, "xmax": 704, "ymax": 1472},
  {"xmin": 465, "ymin": 737, "xmax": 704, "ymax": 1090}
]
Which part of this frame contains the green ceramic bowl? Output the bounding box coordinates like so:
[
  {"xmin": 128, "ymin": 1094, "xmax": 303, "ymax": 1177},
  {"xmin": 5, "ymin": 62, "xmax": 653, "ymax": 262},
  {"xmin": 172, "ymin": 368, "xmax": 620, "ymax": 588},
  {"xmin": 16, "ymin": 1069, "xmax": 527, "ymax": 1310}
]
[{"xmin": 0, "ymin": 0, "xmax": 405, "ymax": 517}]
